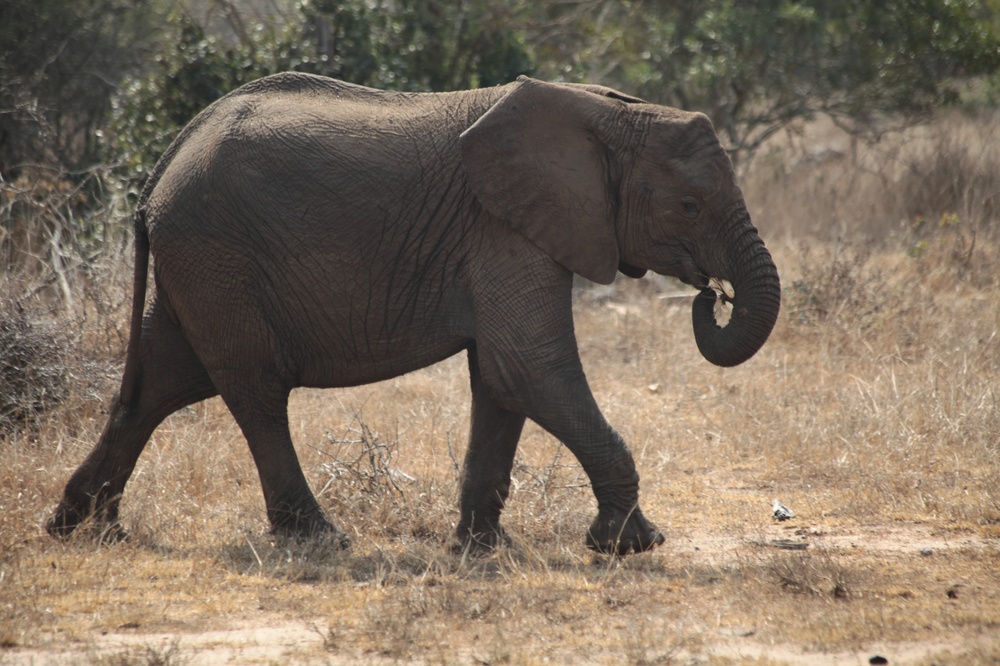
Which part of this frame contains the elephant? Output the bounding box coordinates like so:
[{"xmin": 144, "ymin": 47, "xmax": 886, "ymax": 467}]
[{"xmin": 47, "ymin": 73, "xmax": 780, "ymax": 555}]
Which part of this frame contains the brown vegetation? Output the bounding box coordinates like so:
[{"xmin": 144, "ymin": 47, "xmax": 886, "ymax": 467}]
[{"xmin": 1, "ymin": 112, "xmax": 999, "ymax": 664}]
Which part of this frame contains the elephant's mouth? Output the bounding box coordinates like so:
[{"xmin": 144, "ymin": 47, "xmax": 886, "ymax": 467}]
[
  {"xmin": 672, "ymin": 250, "xmax": 712, "ymax": 290},
  {"xmin": 678, "ymin": 263, "xmax": 712, "ymax": 291},
  {"xmin": 680, "ymin": 274, "xmax": 710, "ymax": 290},
  {"xmin": 618, "ymin": 260, "xmax": 648, "ymax": 279}
]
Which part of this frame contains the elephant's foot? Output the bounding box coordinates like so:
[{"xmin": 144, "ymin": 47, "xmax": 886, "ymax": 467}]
[
  {"xmin": 47, "ymin": 507, "xmax": 129, "ymax": 544},
  {"xmin": 586, "ymin": 506, "xmax": 664, "ymax": 556},
  {"xmin": 46, "ymin": 501, "xmax": 88, "ymax": 539},
  {"xmin": 273, "ymin": 525, "xmax": 351, "ymax": 552},
  {"xmin": 91, "ymin": 520, "xmax": 130, "ymax": 544},
  {"xmin": 47, "ymin": 486, "xmax": 125, "ymax": 543},
  {"xmin": 269, "ymin": 506, "xmax": 351, "ymax": 549},
  {"xmin": 453, "ymin": 520, "xmax": 512, "ymax": 556}
]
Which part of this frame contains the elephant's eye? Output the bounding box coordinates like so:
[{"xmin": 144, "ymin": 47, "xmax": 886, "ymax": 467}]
[{"xmin": 681, "ymin": 197, "xmax": 700, "ymax": 217}]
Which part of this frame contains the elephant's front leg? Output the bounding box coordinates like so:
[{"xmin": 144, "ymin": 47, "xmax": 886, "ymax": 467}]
[
  {"xmin": 455, "ymin": 346, "xmax": 527, "ymax": 553},
  {"xmin": 473, "ymin": 322, "xmax": 664, "ymax": 555},
  {"xmin": 527, "ymin": 376, "xmax": 665, "ymax": 555},
  {"xmin": 469, "ymin": 256, "xmax": 663, "ymax": 555}
]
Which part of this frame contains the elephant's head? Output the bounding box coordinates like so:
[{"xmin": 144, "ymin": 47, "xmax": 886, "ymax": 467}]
[{"xmin": 460, "ymin": 77, "xmax": 780, "ymax": 368}]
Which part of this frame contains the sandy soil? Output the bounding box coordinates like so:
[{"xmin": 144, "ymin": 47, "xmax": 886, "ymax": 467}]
[
  {"xmin": 5, "ymin": 522, "xmax": 996, "ymax": 666},
  {"xmin": 6, "ymin": 619, "xmax": 983, "ymax": 666}
]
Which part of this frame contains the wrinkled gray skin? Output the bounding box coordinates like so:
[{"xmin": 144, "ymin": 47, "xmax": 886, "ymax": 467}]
[{"xmin": 48, "ymin": 73, "xmax": 780, "ymax": 555}]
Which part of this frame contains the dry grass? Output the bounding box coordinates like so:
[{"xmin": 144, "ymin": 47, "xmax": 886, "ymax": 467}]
[{"xmin": 2, "ymin": 111, "xmax": 999, "ymax": 664}]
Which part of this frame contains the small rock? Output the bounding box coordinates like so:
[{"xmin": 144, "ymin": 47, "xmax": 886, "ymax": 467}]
[
  {"xmin": 920, "ymin": 548, "xmax": 933, "ymax": 556},
  {"xmin": 771, "ymin": 498, "xmax": 795, "ymax": 521}
]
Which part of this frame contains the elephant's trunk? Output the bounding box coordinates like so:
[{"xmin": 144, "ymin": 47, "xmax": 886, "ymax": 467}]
[{"xmin": 691, "ymin": 218, "xmax": 780, "ymax": 368}]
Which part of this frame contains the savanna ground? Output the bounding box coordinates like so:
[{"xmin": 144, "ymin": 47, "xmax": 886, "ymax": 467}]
[{"xmin": 2, "ymin": 112, "xmax": 999, "ymax": 665}]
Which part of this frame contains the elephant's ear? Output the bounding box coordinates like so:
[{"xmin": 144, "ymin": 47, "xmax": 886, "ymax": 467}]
[{"xmin": 460, "ymin": 77, "xmax": 620, "ymax": 285}]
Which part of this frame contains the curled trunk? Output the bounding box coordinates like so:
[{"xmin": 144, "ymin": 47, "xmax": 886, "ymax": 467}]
[{"xmin": 691, "ymin": 231, "xmax": 780, "ymax": 368}]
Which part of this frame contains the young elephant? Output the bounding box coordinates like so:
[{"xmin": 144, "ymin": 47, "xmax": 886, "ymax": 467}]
[{"xmin": 48, "ymin": 73, "xmax": 780, "ymax": 555}]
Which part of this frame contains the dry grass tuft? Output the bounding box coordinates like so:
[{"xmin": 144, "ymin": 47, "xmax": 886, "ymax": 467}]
[
  {"xmin": 2, "ymin": 111, "xmax": 999, "ymax": 664},
  {"xmin": 0, "ymin": 300, "xmax": 72, "ymax": 434},
  {"xmin": 760, "ymin": 547, "xmax": 858, "ymax": 599},
  {"xmin": 90, "ymin": 640, "xmax": 186, "ymax": 666}
]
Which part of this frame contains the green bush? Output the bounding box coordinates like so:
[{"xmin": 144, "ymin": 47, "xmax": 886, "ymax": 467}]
[
  {"xmin": 107, "ymin": 12, "xmax": 307, "ymax": 190},
  {"xmin": 0, "ymin": 0, "xmax": 162, "ymax": 177},
  {"xmin": 106, "ymin": 1, "xmax": 533, "ymax": 189},
  {"xmin": 529, "ymin": 0, "xmax": 1000, "ymax": 161}
]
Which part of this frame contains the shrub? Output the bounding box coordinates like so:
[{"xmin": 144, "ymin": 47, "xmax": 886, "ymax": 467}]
[
  {"xmin": 106, "ymin": 1, "xmax": 534, "ymax": 190},
  {"xmin": 0, "ymin": 300, "xmax": 70, "ymax": 435},
  {"xmin": 0, "ymin": 0, "xmax": 163, "ymax": 178}
]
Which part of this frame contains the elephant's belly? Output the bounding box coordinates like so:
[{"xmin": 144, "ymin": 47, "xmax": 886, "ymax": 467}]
[{"xmin": 296, "ymin": 333, "xmax": 471, "ymax": 389}]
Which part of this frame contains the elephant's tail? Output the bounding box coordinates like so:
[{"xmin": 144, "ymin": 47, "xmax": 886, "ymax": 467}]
[{"xmin": 118, "ymin": 208, "xmax": 150, "ymax": 409}]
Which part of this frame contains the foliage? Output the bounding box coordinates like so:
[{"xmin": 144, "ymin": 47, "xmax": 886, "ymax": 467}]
[
  {"xmin": 107, "ymin": 11, "xmax": 310, "ymax": 188},
  {"xmin": 7, "ymin": 0, "xmax": 1000, "ymax": 178},
  {"xmin": 108, "ymin": 0, "xmax": 533, "ymax": 186},
  {"xmin": 528, "ymin": 0, "xmax": 1000, "ymax": 160},
  {"xmin": 0, "ymin": 300, "xmax": 69, "ymax": 434},
  {"xmin": 301, "ymin": 0, "xmax": 533, "ymax": 92},
  {"xmin": 0, "ymin": 0, "xmax": 163, "ymax": 177},
  {"xmin": 0, "ymin": 0, "xmax": 163, "ymax": 281}
]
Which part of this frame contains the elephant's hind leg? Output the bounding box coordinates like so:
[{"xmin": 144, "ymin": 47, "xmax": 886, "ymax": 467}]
[
  {"xmin": 454, "ymin": 347, "xmax": 527, "ymax": 553},
  {"xmin": 48, "ymin": 299, "xmax": 219, "ymax": 540},
  {"xmin": 214, "ymin": 380, "xmax": 349, "ymax": 547}
]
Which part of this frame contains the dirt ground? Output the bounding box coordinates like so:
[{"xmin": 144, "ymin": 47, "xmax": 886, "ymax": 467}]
[{"xmin": 4, "ymin": 520, "xmax": 997, "ymax": 665}]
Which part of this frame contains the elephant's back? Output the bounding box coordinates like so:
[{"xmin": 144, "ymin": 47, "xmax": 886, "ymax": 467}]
[
  {"xmin": 230, "ymin": 71, "xmax": 377, "ymax": 98},
  {"xmin": 200, "ymin": 71, "xmax": 508, "ymax": 144},
  {"xmin": 144, "ymin": 73, "xmax": 504, "ymax": 234},
  {"xmin": 229, "ymin": 71, "xmax": 511, "ymax": 111},
  {"xmin": 139, "ymin": 72, "xmax": 511, "ymax": 230}
]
